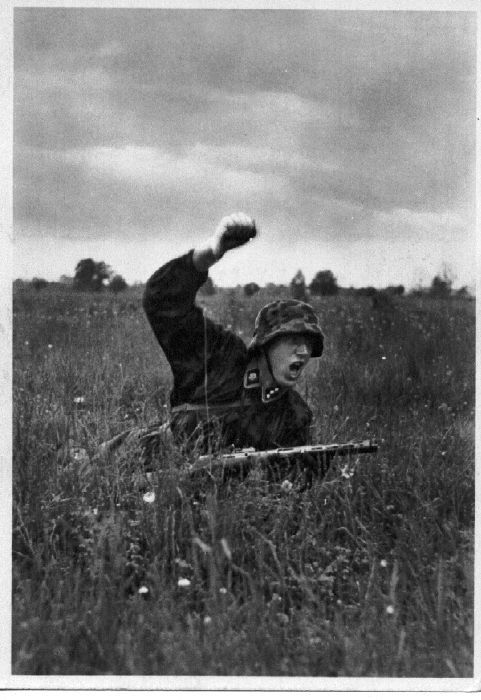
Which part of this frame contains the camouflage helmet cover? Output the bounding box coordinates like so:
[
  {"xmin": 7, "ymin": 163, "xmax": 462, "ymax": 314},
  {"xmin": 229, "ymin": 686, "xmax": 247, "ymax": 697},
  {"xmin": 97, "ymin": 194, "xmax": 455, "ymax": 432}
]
[{"xmin": 248, "ymin": 299, "xmax": 324, "ymax": 357}]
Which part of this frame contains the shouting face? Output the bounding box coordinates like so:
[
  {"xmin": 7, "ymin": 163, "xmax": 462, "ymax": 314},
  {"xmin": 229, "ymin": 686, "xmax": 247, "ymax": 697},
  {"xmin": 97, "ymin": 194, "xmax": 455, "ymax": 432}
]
[{"xmin": 266, "ymin": 334, "xmax": 313, "ymax": 387}]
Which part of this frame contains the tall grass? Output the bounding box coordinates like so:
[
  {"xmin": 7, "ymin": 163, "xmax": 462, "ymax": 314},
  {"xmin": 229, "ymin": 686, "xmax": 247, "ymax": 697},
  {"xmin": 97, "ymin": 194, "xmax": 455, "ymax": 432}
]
[{"xmin": 12, "ymin": 286, "xmax": 474, "ymax": 676}]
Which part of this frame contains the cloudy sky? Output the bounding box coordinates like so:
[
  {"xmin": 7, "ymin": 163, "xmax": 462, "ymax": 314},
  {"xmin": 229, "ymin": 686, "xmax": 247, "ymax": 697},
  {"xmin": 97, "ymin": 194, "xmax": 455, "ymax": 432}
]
[{"xmin": 14, "ymin": 8, "xmax": 476, "ymax": 289}]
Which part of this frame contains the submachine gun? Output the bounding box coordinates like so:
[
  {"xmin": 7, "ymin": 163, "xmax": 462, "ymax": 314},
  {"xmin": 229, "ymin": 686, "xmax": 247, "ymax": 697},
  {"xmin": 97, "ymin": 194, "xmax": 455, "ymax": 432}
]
[{"xmin": 189, "ymin": 439, "xmax": 379, "ymax": 486}]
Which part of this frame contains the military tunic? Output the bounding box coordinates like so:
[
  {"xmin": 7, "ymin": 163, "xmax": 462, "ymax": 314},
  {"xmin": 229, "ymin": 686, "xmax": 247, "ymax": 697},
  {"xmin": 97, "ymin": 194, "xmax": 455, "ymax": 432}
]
[{"xmin": 142, "ymin": 250, "xmax": 313, "ymax": 453}]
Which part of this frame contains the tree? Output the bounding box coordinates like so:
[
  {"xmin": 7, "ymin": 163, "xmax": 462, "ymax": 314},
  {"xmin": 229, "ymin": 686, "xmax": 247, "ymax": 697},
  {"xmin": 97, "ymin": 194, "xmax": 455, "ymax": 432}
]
[
  {"xmin": 384, "ymin": 285, "xmax": 405, "ymax": 296},
  {"xmin": 355, "ymin": 286, "xmax": 377, "ymax": 297},
  {"xmin": 429, "ymin": 275, "xmax": 451, "ymax": 299},
  {"xmin": 109, "ymin": 274, "xmax": 128, "ymax": 294},
  {"xmin": 243, "ymin": 282, "xmax": 260, "ymax": 297},
  {"xmin": 455, "ymin": 286, "xmax": 470, "ymax": 299},
  {"xmin": 310, "ymin": 270, "xmax": 339, "ymax": 296},
  {"xmin": 199, "ymin": 276, "xmax": 216, "ymax": 296},
  {"xmin": 290, "ymin": 270, "xmax": 308, "ymax": 302},
  {"xmin": 73, "ymin": 259, "xmax": 111, "ymax": 291},
  {"xmin": 429, "ymin": 264, "xmax": 455, "ymax": 299},
  {"xmin": 31, "ymin": 277, "xmax": 48, "ymax": 291}
]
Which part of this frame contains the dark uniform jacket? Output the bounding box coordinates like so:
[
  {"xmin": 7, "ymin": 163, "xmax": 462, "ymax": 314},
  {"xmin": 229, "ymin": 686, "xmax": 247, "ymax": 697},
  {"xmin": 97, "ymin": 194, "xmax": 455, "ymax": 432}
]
[{"xmin": 142, "ymin": 251, "xmax": 313, "ymax": 454}]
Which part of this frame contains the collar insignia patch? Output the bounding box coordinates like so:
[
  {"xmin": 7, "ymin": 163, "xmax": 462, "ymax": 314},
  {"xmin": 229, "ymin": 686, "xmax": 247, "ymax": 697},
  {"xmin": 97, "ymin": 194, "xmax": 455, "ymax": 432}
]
[
  {"xmin": 261, "ymin": 385, "xmax": 282, "ymax": 404},
  {"xmin": 244, "ymin": 368, "xmax": 260, "ymax": 388}
]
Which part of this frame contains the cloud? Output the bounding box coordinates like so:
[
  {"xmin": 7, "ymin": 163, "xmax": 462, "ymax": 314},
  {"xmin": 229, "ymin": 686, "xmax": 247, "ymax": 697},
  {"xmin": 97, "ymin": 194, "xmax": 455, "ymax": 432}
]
[
  {"xmin": 65, "ymin": 143, "xmax": 286, "ymax": 197},
  {"xmin": 13, "ymin": 9, "xmax": 475, "ymax": 286},
  {"xmin": 14, "ymin": 140, "xmax": 287, "ymax": 235}
]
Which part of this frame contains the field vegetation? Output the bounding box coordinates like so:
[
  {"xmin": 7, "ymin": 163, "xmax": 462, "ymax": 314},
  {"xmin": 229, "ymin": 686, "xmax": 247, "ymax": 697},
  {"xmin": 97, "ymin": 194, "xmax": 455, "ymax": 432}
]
[{"xmin": 12, "ymin": 283, "xmax": 475, "ymax": 676}]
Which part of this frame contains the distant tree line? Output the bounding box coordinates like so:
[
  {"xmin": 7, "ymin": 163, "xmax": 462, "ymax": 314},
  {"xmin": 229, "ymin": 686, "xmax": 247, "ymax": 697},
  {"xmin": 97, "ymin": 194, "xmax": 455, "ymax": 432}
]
[
  {"xmin": 236, "ymin": 267, "xmax": 471, "ymax": 301},
  {"xmin": 15, "ymin": 259, "xmax": 473, "ymax": 301},
  {"xmin": 14, "ymin": 259, "xmax": 129, "ymax": 294}
]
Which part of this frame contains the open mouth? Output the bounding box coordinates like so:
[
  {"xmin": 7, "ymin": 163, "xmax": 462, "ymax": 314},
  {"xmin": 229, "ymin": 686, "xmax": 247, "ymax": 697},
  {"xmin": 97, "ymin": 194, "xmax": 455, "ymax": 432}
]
[{"xmin": 289, "ymin": 360, "xmax": 304, "ymax": 375}]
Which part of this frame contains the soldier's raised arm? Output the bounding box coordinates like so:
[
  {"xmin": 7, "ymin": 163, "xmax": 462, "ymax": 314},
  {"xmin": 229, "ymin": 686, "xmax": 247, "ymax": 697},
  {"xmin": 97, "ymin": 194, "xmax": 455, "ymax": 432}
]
[
  {"xmin": 192, "ymin": 212, "xmax": 257, "ymax": 272},
  {"xmin": 142, "ymin": 213, "xmax": 258, "ymax": 410}
]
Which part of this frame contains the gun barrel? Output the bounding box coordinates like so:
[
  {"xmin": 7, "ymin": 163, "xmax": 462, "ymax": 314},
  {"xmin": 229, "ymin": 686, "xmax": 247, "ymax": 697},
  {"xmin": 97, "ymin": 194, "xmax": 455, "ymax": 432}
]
[{"xmin": 323, "ymin": 440, "xmax": 379, "ymax": 456}]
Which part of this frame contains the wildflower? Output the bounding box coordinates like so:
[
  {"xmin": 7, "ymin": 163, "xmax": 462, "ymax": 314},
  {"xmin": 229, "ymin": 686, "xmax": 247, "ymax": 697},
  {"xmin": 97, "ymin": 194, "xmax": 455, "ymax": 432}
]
[
  {"xmin": 380, "ymin": 559, "xmax": 387, "ymax": 568},
  {"xmin": 219, "ymin": 587, "xmax": 227, "ymax": 595},
  {"xmin": 281, "ymin": 479, "xmax": 293, "ymax": 492},
  {"xmin": 93, "ymin": 507, "xmax": 98, "ymax": 516},
  {"xmin": 177, "ymin": 578, "xmax": 191, "ymax": 588},
  {"xmin": 340, "ymin": 464, "xmax": 353, "ymax": 479},
  {"xmin": 47, "ymin": 344, "xmax": 53, "ymax": 349},
  {"xmin": 143, "ymin": 491, "xmax": 155, "ymax": 504},
  {"xmin": 386, "ymin": 605, "xmax": 395, "ymax": 615},
  {"xmin": 138, "ymin": 585, "xmax": 149, "ymax": 595},
  {"xmin": 381, "ymin": 356, "xmax": 387, "ymax": 361},
  {"xmin": 70, "ymin": 447, "xmax": 88, "ymax": 462},
  {"xmin": 73, "ymin": 396, "xmax": 85, "ymax": 404},
  {"xmin": 203, "ymin": 616, "xmax": 212, "ymax": 625},
  {"xmin": 24, "ymin": 340, "xmax": 29, "ymax": 346}
]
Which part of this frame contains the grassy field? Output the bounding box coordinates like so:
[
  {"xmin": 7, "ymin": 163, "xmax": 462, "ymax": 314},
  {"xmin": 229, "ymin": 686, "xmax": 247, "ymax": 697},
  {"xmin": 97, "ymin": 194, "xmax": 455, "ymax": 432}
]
[{"xmin": 12, "ymin": 284, "xmax": 475, "ymax": 677}]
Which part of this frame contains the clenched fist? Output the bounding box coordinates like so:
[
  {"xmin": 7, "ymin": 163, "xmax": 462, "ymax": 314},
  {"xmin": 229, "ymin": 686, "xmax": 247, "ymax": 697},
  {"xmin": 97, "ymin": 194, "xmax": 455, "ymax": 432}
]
[
  {"xmin": 210, "ymin": 212, "xmax": 257, "ymax": 261},
  {"xmin": 192, "ymin": 213, "xmax": 258, "ymax": 272}
]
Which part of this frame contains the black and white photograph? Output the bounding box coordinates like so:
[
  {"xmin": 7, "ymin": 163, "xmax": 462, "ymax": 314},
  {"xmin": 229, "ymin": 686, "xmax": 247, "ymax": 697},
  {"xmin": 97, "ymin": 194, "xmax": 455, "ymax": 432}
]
[{"xmin": 5, "ymin": 0, "xmax": 478, "ymax": 690}]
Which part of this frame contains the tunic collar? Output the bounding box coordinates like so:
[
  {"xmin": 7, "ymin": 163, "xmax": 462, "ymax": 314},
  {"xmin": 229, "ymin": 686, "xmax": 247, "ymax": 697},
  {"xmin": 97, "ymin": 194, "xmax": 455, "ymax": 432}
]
[{"xmin": 243, "ymin": 359, "xmax": 285, "ymax": 404}]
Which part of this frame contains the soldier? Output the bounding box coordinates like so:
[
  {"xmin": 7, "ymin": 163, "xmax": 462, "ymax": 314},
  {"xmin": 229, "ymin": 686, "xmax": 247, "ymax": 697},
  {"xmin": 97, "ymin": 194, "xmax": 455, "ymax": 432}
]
[{"xmin": 140, "ymin": 212, "xmax": 325, "ymax": 459}]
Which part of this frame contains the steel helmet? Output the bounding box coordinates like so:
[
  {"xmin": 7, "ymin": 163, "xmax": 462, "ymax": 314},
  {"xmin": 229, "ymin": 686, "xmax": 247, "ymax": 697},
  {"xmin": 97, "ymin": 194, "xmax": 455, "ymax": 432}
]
[{"xmin": 248, "ymin": 299, "xmax": 324, "ymax": 357}]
